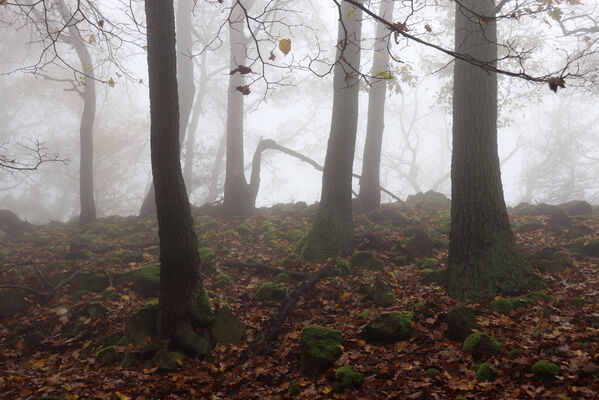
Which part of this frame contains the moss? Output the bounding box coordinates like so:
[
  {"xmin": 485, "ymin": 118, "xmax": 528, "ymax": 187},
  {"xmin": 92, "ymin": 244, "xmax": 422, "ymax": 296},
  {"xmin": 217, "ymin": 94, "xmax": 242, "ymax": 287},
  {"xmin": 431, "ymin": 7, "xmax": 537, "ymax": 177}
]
[
  {"xmin": 371, "ymin": 279, "xmax": 394, "ymax": 307},
  {"xmin": 525, "ymin": 291, "xmax": 554, "ymax": 300},
  {"xmin": 508, "ymin": 349, "xmax": 519, "ymax": 359},
  {"xmin": 151, "ymin": 349, "xmax": 185, "ymax": 372},
  {"xmin": 236, "ymin": 222, "xmax": 252, "ymax": 236},
  {"xmin": 197, "ymin": 217, "xmax": 219, "ymax": 232},
  {"xmin": 198, "ymin": 247, "xmax": 215, "ymax": 261},
  {"xmin": 285, "ymin": 229, "xmax": 304, "ymax": 242},
  {"xmin": 275, "ymin": 272, "xmax": 291, "ymax": 283},
  {"xmin": 421, "ymin": 268, "xmax": 434, "ymax": 277},
  {"xmin": 127, "ymin": 302, "xmax": 159, "ymax": 343},
  {"xmin": 357, "ymin": 309, "xmax": 371, "ymax": 320},
  {"xmin": 362, "ymin": 311, "xmax": 413, "ymax": 344},
  {"xmin": 71, "ymin": 322, "xmax": 84, "ymax": 337},
  {"xmin": 87, "ymin": 301, "xmax": 107, "ymax": 317},
  {"xmin": 349, "ymin": 251, "xmax": 384, "ymax": 271},
  {"xmin": 133, "ymin": 263, "xmax": 160, "ymax": 297},
  {"xmin": 0, "ymin": 288, "xmax": 29, "ymax": 317},
  {"xmin": 104, "ymin": 333, "xmax": 122, "ymax": 346},
  {"xmin": 293, "ymin": 234, "xmax": 308, "ymax": 255},
  {"xmin": 463, "ymin": 333, "xmax": 502, "ymax": 359},
  {"xmin": 572, "ymin": 297, "xmax": 588, "ymax": 307},
  {"xmin": 531, "ymin": 360, "xmax": 559, "ymax": 380},
  {"xmin": 300, "ymin": 325, "xmax": 343, "ymax": 378},
  {"xmin": 102, "ymin": 288, "xmax": 119, "ymax": 301},
  {"xmin": 288, "ymin": 380, "xmax": 303, "ymax": 396},
  {"xmin": 34, "ymin": 234, "xmax": 53, "ymax": 246},
  {"xmin": 97, "ymin": 345, "xmax": 120, "ymax": 364},
  {"xmin": 394, "ymin": 255, "xmax": 408, "ymax": 265},
  {"xmin": 335, "ymin": 259, "xmax": 352, "ymax": 276},
  {"xmin": 517, "ymin": 221, "xmax": 543, "ymax": 233},
  {"xmin": 193, "ymin": 285, "xmax": 215, "ymax": 326},
  {"xmin": 475, "ymin": 362, "xmax": 494, "ymax": 381},
  {"xmin": 78, "ymin": 271, "xmax": 109, "ymax": 293},
  {"xmin": 255, "ymin": 282, "xmax": 287, "ymax": 301},
  {"xmin": 416, "ymin": 257, "xmax": 439, "ymax": 269},
  {"xmin": 333, "ymin": 365, "xmax": 363, "ymax": 392},
  {"xmin": 425, "ymin": 368, "xmax": 441, "ymax": 377},
  {"xmin": 488, "ymin": 296, "xmax": 535, "ymax": 314},
  {"xmin": 213, "ymin": 273, "xmax": 231, "ymax": 289},
  {"xmin": 447, "ymin": 306, "xmax": 478, "ymax": 342}
]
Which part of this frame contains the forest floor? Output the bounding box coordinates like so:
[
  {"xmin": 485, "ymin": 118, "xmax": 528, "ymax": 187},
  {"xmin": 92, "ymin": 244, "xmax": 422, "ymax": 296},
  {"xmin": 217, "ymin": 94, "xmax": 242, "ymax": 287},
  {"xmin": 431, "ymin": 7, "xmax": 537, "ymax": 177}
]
[{"xmin": 0, "ymin": 197, "xmax": 598, "ymax": 400}]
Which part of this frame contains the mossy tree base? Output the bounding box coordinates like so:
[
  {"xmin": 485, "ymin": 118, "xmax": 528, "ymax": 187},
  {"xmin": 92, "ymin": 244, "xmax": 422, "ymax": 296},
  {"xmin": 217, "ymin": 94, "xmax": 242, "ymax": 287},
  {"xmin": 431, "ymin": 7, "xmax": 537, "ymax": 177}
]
[
  {"xmin": 299, "ymin": 206, "xmax": 353, "ymax": 261},
  {"xmin": 446, "ymin": 238, "xmax": 544, "ymax": 301}
]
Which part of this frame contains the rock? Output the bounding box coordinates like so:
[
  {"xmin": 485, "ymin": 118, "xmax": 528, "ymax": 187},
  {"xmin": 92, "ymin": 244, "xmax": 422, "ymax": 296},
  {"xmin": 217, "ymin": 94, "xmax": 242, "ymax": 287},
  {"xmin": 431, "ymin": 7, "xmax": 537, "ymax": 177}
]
[
  {"xmin": 406, "ymin": 191, "xmax": 450, "ymax": 209},
  {"xmin": 287, "ymin": 380, "xmax": 304, "ymax": 396},
  {"xmin": 546, "ymin": 208, "xmax": 572, "ymax": 231},
  {"xmin": 255, "ymin": 282, "xmax": 287, "ymax": 301},
  {"xmin": 213, "ymin": 273, "xmax": 231, "ymax": 289},
  {"xmin": 172, "ymin": 325, "xmax": 211, "ymax": 356},
  {"xmin": 562, "ymin": 224, "xmax": 593, "ymax": 241},
  {"xmin": 78, "ymin": 271, "xmax": 109, "ymax": 293},
  {"xmin": 133, "ymin": 263, "xmax": 160, "ymax": 297},
  {"xmin": 0, "ymin": 209, "xmax": 34, "ymax": 236},
  {"xmin": 152, "ymin": 349, "xmax": 185, "ymax": 372},
  {"xmin": 96, "ymin": 345, "xmax": 120, "ymax": 364},
  {"xmin": 333, "ymin": 365, "xmax": 364, "ymax": 392},
  {"xmin": 532, "ymin": 247, "xmax": 572, "ymax": 273},
  {"xmin": 300, "ymin": 325, "xmax": 342, "ymax": 379},
  {"xmin": 558, "ymin": 200, "xmax": 593, "ymax": 216},
  {"xmin": 68, "ymin": 234, "xmax": 96, "ymax": 259},
  {"xmin": 370, "ymin": 278, "xmax": 394, "ymax": 307},
  {"xmin": 127, "ymin": 302, "xmax": 158, "ymax": 343},
  {"xmin": 349, "ymin": 251, "xmax": 384, "ymax": 271},
  {"xmin": 402, "ymin": 228, "xmax": 434, "ymax": 261},
  {"xmin": 425, "ymin": 368, "xmax": 441, "ymax": 377},
  {"xmin": 487, "ymin": 296, "xmax": 534, "ymax": 314},
  {"xmin": 446, "ymin": 306, "xmax": 478, "ymax": 342},
  {"xmin": 531, "ymin": 360, "xmax": 559, "ymax": 381},
  {"xmin": 209, "ymin": 305, "xmax": 245, "ymax": 345},
  {"xmin": 475, "ymin": 362, "xmax": 494, "ymax": 381},
  {"xmin": 0, "ymin": 288, "xmax": 30, "ymax": 317},
  {"xmin": 581, "ymin": 239, "xmax": 599, "ymax": 258},
  {"xmin": 517, "ymin": 221, "xmax": 543, "ymax": 233},
  {"xmin": 362, "ymin": 311, "xmax": 413, "ymax": 344},
  {"xmin": 463, "ymin": 333, "xmax": 501, "ymax": 361},
  {"xmin": 86, "ymin": 301, "xmax": 107, "ymax": 317}
]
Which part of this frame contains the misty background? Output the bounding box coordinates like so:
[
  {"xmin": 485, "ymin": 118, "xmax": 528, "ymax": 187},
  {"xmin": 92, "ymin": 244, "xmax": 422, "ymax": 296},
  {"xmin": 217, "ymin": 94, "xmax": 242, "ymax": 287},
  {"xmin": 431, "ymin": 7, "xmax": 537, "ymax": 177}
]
[{"xmin": 1, "ymin": 0, "xmax": 597, "ymax": 223}]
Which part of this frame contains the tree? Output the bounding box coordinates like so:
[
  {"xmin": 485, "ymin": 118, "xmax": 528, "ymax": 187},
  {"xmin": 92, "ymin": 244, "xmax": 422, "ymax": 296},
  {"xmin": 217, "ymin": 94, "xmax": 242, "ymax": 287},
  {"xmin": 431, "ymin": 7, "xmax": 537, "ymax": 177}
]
[
  {"xmin": 355, "ymin": 0, "xmax": 394, "ymax": 213},
  {"xmin": 297, "ymin": 0, "xmax": 363, "ymax": 260},
  {"xmin": 144, "ymin": 0, "xmax": 212, "ymax": 345},
  {"xmin": 223, "ymin": 0, "xmax": 256, "ymax": 217},
  {"xmin": 444, "ymin": 0, "xmax": 543, "ymax": 300}
]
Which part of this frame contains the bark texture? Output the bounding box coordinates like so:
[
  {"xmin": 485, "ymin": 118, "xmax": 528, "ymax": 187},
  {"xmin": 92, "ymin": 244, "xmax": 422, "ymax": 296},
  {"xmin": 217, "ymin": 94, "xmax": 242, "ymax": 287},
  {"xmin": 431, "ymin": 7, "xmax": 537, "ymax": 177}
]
[
  {"xmin": 356, "ymin": 0, "xmax": 394, "ymax": 213},
  {"xmin": 223, "ymin": 0, "xmax": 254, "ymax": 217},
  {"xmin": 447, "ymin": 0, "xmax": 543, "ymax": 300},
  {"xmin": 299, "ymin": 1, "xmax": 363, "ymax": 261},
  {"xmin": 145, "ymin": 0, "xmax": 207, "ymax": 340}
]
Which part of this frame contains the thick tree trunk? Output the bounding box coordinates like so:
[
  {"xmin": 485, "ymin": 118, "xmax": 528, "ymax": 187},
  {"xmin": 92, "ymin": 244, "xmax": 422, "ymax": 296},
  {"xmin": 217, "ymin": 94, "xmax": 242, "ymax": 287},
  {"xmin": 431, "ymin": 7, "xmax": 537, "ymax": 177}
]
[
  {"xmin": 299, "ymin": 1, "xmax": 363, "ymax": 261},
  {"xmin": 145, "ymin": 0, "xmax": 209, "ymax": 342},
  {"xmin": 356, "ymin": 0, "xmax": 394, "ymax": 213},
  {"xmin": 223, "ymin": 1, "xmax": 254, "ymax": 217},
  {"xmin": 447, "ymin": 0, "xmax": 543, "ymax": 300}
]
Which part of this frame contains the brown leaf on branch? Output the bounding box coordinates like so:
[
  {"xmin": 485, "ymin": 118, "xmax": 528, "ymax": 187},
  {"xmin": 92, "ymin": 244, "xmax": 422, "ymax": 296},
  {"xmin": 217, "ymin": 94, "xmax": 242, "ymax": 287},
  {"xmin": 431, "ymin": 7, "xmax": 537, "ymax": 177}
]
[
  {"xmin": 424, "ymin": 24, "xmax": 432, "ymax": 33},
  {"xmin": 547, "ymin": 76, "xmax": 565, "ymax": 92},
  {"xmin": 269, "ymin": 51, "xmax": 276, "ymax": 61},
  {"xmin": 236, "ymin": 85, "xmax": 251, "ymax": 95}
]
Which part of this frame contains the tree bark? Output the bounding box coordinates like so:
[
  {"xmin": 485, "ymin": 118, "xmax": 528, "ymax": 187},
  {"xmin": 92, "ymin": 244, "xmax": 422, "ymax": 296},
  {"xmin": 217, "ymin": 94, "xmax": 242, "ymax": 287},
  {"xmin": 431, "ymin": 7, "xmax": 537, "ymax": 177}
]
[
  {"xmin": 145, "ymin": 0, "xmax": 209, "ymax": 342},
  {"xmin": 223, "ymin": 0, "xmax": 255, "ymax": 217},
  {"xmin": 447, "ymin": 0, "xmax": 543, "ymax": 300},
  {"xmin": 356, "ymin": 0, "xmax": 394, "ymax": 213},
  {"xmin": 299, "ymin": 1, "xmax": 363, "ymax": 261}
]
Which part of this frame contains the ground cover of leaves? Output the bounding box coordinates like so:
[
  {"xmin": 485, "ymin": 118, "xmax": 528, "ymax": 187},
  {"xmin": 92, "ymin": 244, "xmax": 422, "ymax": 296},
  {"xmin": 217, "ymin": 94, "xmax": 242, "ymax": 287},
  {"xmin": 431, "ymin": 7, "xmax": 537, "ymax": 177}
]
[{"xmin": 0, "ymin": 202, "xmax": 598, "ymax": 400}]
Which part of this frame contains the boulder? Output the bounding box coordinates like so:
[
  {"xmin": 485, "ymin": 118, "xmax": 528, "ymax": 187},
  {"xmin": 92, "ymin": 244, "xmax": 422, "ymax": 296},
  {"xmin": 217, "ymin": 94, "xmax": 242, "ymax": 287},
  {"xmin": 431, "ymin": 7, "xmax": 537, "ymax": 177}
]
[
  {"xmin": 209, "ymin": 305, "xmax": 245, "ymax": 345},
  {"xmin": 0, "ymin": 210, "xmax": 34, "ymax": 236},
  {"xmin": 78, "ymin": 271, "xmax": 109, "ymax": 293},
  {"xmin": 463, "ymin": 333, "xmax": 501, "ymax": 361},
  {"xmin": 349, "ymin": 251, "xmax": 384, "ymax": 271},
  {"xmin": 127, "ymin": 302, "xmax": 158, "ymax": 343},
  {"xmin": 370, "ymin": 278, "xmax": 394, "ymax": 307},
  {"xmin": 0, "ymin": 288, "xmax": 29, "ymax": 317},
  {"xmin": 133, "ymin": 263, "xmax": 160, "ymax": 297},
  {"xmin": 446, "ymin": 306, "xmax": 478, "ymax": 342},
  {"xmin": 558, "ymin": 200, "xmax": 593, "ymax": 216},
  {"xmin": 299, "ymin": 325, "xmax": 342, "ymax": 379},
  {"xmin": 255, "ymin": 282, "xmax": 287, "ymax": 301},
  {"xmin": 403, "ymin": 228, "xmax": 434, "ymax": 261},
  {"xmin": 362, "ymin": 311, "xmax": 413, "ymax": 344},
  {"xmin": 333, "ymin": 365, "xmax": 363, "ymax": 392}
]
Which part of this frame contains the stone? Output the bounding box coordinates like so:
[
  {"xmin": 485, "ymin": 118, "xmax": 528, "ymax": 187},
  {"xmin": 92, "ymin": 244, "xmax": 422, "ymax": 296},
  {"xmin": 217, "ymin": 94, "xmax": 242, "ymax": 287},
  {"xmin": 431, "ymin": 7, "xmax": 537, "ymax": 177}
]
[
  {"xmin": 349, "ymin": 251, "xmax": 384, "ymax": 271},
  {"xmin": 370, "ymin": 278, "xmax": 394, "ymax": 307},
  {"xmin": 96, "ymin": 345, "xmax": 120, "ymax": 365},
  {"xmin": 0, "ymin": 288, "xmax": 29, "ymax": 317},
  {"xmin": 172, "ymin": 325, "xmax": 211, "ymax": 356},
  {"xmin": 133, "ymin": 263, "xmax": 160, "ymax": 297},
  {"xmin": 446, "ymin": 306, "xmax": 478, "ymax": 341},
  {"xmin": 558, "ymin": 200, "xmax": 593, "ymax": 216},
  {"xmin": 78, "ymin": 271, "xmax": 109, "ymax": 293},
  {"xmin": 463, "ymin": 333, "xmax": 501, "ymax": 362},
  {"xmin": 333, "ymin": 365, "xmax": 364, "ymax": 392},
  {"xmin": 546, "ymin": 208, "xmax": 572, "ymax": 231},
  {"xmin": 255, "ymin": 282, "xmax": 287, "ymax": 301},
  {"xmin": 531, "ymin": 360, "xmax": 559, "ymax": 381},
  {"xmin": 403, "ymin": 228, "xmax": 434, "ymax": 261},
  {"xmin": 362, "ymin": 311, "xmax": 413, "ymax": 344},
  {"xmin": 300, "ymin": 325, "xmax": 342, "ymax": 379},
  {"xmin": 209, "ymin": 305, "xmax": 245, "ymax": 345},
  {"xmin": 127, "ymin": 302, "xmax": 158, "ymax": 343}
]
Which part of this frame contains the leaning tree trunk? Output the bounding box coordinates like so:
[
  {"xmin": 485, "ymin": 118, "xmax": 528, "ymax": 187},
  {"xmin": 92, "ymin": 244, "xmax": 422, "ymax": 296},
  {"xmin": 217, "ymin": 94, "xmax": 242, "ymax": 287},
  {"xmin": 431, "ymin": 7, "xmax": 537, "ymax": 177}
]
[
  {"xmin": 145, "ymin": 0, "xmax": 212, "ymax": 345},
  {"xmin": 57, "ymin": 0, "xmax": 97, "ymax": 225},
  {"xmin": 298, "ymin": 1, "xmax": 363, "ymax": 261},
  {"xmin": 356, "ymin": 0, "xmax": 394, "ymax": 213},
  {"xmin": 447, "ymin": 0, "xmax": 543, "ymax": 300},
  {"xmin": 222, "ymin": 0, "xmax": 254, "ymax": 217}
]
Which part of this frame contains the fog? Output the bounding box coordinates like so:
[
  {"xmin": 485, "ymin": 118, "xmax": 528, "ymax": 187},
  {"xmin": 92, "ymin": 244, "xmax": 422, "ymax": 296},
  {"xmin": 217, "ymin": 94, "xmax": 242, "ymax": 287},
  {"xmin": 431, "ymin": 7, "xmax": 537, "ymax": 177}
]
[{"xmin": 1, "ymin": 0, "xmax": 597, "ymax": 223}]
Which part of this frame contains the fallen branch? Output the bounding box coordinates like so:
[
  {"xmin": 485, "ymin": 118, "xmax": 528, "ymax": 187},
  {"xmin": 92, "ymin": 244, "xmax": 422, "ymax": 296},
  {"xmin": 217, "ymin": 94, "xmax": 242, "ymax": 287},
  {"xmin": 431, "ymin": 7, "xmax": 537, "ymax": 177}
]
[
  {"xmin": 221, "ymin": 260, "xmax": 307, "ymax": 280},
  {"xmin": 241, "ymin": 260, "xmax": 336, "ymax": 362}
]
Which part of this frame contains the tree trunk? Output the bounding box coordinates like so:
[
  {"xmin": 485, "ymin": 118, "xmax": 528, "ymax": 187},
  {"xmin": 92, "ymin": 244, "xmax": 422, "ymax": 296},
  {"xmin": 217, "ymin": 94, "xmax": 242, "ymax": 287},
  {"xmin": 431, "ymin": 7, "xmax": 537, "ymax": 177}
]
[
  {"xmin": 57, "ymin": 1, "xmax": 97, "ymax": 225},
  {"xmin": 356, "ymin": 0, "xmax": 394, "ymax": 213},
  {"xmin": 447, "ymin": 0, "xmax": 543, "ymax": 300},
  {"xmin": 299, "ymin": 1, "xmax": 363, "ymax": 261},
  {"xmin": 145, "ymin": 0, "xmax": 211, "ymax": 343},
  {"xmin": 223, "ymin": 1, "xmax": 254, "ymax": 217}
]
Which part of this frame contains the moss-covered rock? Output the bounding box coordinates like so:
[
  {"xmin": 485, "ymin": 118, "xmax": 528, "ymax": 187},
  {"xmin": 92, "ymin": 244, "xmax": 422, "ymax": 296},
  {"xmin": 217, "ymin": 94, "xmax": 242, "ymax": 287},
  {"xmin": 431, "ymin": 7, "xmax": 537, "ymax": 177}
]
[
  {"xmin": 394, "ymin": 255, "xmax": 408, "ymax": 266},
  {"xmin": 299, "ymin": 325, "xmax": 343, "ymax": 379},
  {"xmin": 362, "ymin": 311, "xmax": 413, "ymax": 344},
  {"xmin": 562, "ymin": 224, "xmax": 593, "ymax": 241},
  {"xmin": 198, "ymin": 247, "xmax": 215, "ymax": 262},
  {"xmin": 425, "ymin": 368, "xmax": 441, "ymax": 377},
  {"xmin": 275, "ymin": 272, "xmax": 291, "ymax": 283},
  {"xmin": 334, "ymin": 259, "xmax": 352, "ymax": 276},
  {"xmin": 0, "ymin": 288, "xmax": 29, "ymax": 317},
  {"xmin": 416, "ymin": 257, "xmax": 439, "ymax": 269},
  {"xmin": 255, "ymin": 282, "xmax": 287, "ymax": 301},
  {"xmin": 357, "ymin": 309, "xmax": 372, "ymax": 320},
  {"xmin": 547, "ymin": 208, "xmax": 572, "ymax": 231},
  {"xmin": 127, "ymin": 302, "xmax": 158, "ymax": 343},
  {"xmin": 487, "ymin": 296, "xmax": 535, "ymax": 314},
  {"xmin": 402, "ymin": 228, "xmax": 434, "ymax": 261},
  {"xmin": 531, "ymin": 360, "xmax": 559, "ymax": 381},
  {"xmin": 78, "ymin": 270, "xmax": 109, "ymax": 293},
  {"xmin": 133, "ymin": 263, "xmax": 160, "ymax": 297},
  {"xmin": 559, "ymin": 200, "xmax": 593, "ymax": 216},
  {"xmin": 236, "ymin": 222, "xmax": 252, "ymax": 236},
  {"xmin": 104, "ymin": 332, "xmax": 122, "ymax": 347},
  {"xmin": 517, "ymin": 221, "xmax": 543, "ymax": 233},
  {"xmin": 171, "ymin": 324, "xmax": 211, "ymax": 356},
  {"xmin": 86, "ymin": 301, "xmax": 107, "ymax": 317},
  {"xmin": 463, "ymin": 333, "xmax": 501, "ymax": 361},
  {"xmin": 96, "ymin": 345, "xmax": 120, "ymax": 364},
  {"xmin": 406, "ymin": 191, "xmax": 450, "ymax": 209},
  {"xmin": 285, "ymin": 230, "xmax": 304, "ymax": 242},
  {"xmin": 34, "ymin": 234, "xmax": 53, "ymax": 246},
  {"xmin": 446, "ymin": 306, "xmax": 478, "ymax": 342},
  {"xmin": 333, "ymin": 365, "xmax": 363, "ymax": 392},
  {"xmin": 578, "ymin": 239, "xmax": 599, "ymax": 257},
  {"xmin": 475, "ymin": 362, "xmax": 494, "ymax": 381},
  {"xmin": 288, "ymin": 380, "xmax": 304, "ymax": 396},
  {"xmin": 152, "ymin": 349, "xmax": 185, "ymax": 372},
  {"xmin": 349, "ymin": 251, "xmax": 384, "ymax": 271},
  {"xmin": 213, "ymin": 273, "xmax": 231, "ymax": 289},
  {"xmin": 572, "ymin": 297, "xmax": 588, "ymax": 307},
  {"xmin": 209, "ymin": 305, "xmax": 245, "ymax": 345},
  {"xmin": 370, "ymin": 278, "xmax": 394, "ymax": 307}
]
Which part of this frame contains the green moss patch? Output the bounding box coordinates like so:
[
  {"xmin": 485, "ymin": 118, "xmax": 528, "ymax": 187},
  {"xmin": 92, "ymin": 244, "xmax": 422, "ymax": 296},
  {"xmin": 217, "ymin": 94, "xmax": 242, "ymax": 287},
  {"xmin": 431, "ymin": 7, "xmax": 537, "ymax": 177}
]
[
  {"xmin": 78, "ymin": 271, "xmax": 109, "ymax": 293},
  {"xmin": 487, "ymin": 296, "xmax": 535, "ymax": 315},
  {"xmin": 463, "ymin": 333, "xmax": 502, "ymax": 361},
  {"xmin": 333, "ymin": 365, "xmax": 363, "ymax": 392},
  {"xmin": 236, "ymin": 222, "xmax": 252, "ymax": 236},
  {"xmin": 362, "ymin": 311, "xmax": 413, "ymax": 344},
  {"xmin": 447, "ymin": 306, "xmax": 478, "ymax": 342},
  {"xmin": 349, "ymin": 251, "xmax": 384, "ymax": 271},
  {"xmin": 300, "ymin": 325, "xmax": 342, "ymax": 379},
  {"xmin": 475, "ymin": 362, "xmax": 494, "ymax": 381},
  {"xmin": 255, "ymin": 282, "xmax": 287, "ymax": 301},
  {"xmin": 531, "ymin": 360, "xmax": 559, "ymax": 381}
]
